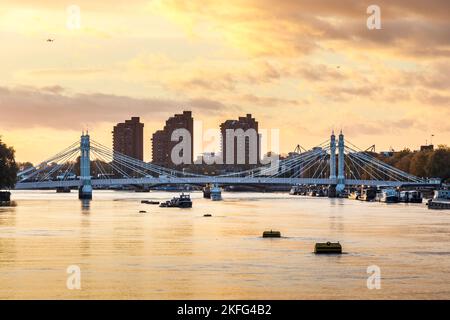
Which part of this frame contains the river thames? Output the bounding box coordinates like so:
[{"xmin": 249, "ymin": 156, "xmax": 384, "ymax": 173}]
[{"xmin": 0, "ymin": 190, "xmax": 449, "ymax": 299}]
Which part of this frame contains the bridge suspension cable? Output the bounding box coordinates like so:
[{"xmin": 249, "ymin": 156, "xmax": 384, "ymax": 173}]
[
  {"xmin": 18, "ymin": 143, "xmax": 80, "ymax": 183},
  {"xmin": 17, "ymin": 140, "xmax": 80, "ymax": 178},
  {"xmin": 344, "ymin": 140, "xmax": 423, "ymax": 182},
  {"xmin": 14, "ymin": 132, "xmax": 432, "ymax": 190}
]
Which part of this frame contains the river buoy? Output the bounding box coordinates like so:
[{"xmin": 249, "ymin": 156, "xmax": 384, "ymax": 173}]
[
  {"xmin": 263, "ymin": 230, "xmax": 281, "ymax": 238},
  {"xmin": 314, "ymin": 242, "xmax": 342, "ymax": 254}
]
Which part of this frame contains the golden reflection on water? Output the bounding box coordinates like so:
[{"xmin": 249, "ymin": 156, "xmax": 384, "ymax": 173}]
[{"xmin": 0, "ymin": 190, "xmax": 449, "ymax": 299}]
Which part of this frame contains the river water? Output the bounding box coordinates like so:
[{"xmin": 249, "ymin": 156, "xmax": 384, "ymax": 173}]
[{"xmin": 0, "ymin": 190, "xmax": 449, "ymax": 299}]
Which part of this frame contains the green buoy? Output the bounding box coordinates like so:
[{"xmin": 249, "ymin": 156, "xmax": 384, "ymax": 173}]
[{"xmin": 263, "ymin": 230, "xmax": 281, "ymax": 238}]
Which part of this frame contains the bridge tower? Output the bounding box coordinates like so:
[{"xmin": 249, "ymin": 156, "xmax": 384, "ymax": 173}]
[
  {"xmin": 79, "ymin": 132, "xmax": 92, "ymax": 200},
  {"xmin": 328, "ymin": 130, "xmax": 337, "ymax": 197},
  {"xmin": 336, "ymin": 130, "xmax": 345, "ymax": 193},
  {"xmin": 329, "ymin": 131, "xmax": 336, "ymax": 180}
]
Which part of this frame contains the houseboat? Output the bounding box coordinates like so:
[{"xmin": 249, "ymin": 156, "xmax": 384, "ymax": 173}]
[
  {"xmin": 428, "ymin": 189, "xmax": 450, "ymax": 210},
  {"xmin": 376, "ymin": 188, "xmax": 399, "ymax": 203},
  {"xmin": 399, "ymin": 190, "xmax": 423, "ymax": 203}
]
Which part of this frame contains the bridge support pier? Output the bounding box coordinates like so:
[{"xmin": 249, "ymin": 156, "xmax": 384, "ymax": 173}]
[
  {"xmin": 79, "ymin": 133, "xmax": 92, "ymax": 200},
  {"xmin": 328, "ymin": 184, "xmax": 337, "ymax": 198}
]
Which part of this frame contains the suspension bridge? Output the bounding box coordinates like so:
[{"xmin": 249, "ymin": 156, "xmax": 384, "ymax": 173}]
[{"xmin": 15, "ymin": 131, "xmax": 438, "ymax": 199}]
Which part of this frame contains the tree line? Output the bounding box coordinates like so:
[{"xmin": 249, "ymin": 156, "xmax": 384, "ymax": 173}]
[{"xmin": 373, "ymin": 145, "xmax": 450, "ymax": 183}]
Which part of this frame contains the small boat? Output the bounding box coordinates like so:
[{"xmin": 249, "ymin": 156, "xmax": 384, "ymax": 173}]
[
  {"xmin": 314, "ymin": 242, "xmax": 342, "ymax": 254},
  {"xmin": 204, "ymin": 214, "xmax": 212, "ymax": 217},
  {"xmin": 290, "ymin": 185, "xmax": 300, "ymax": 195},
  {"xmin": 348, "ymin": 191, "xmax": 360, "ymax": 200},
  {"xmin": 210, "ymin": 185, "xmax": 222, "ymax": 201},
  {"xmin": 159, "ymin": 193, "xmax": 192, "ymax": 208},
  {"xmin": 316, "ymin": 189, "xmax": 326, "ymax": 197},
  {"xmin": 307, "ymin": 190, "xmax": 317, "ymax": 197}
]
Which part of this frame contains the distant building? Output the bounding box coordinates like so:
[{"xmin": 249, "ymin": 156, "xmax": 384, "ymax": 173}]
[
  {"xmin": 220, "ymin": 114, "xmax": 260, "ymax": 167},
  {"xmin": 151, "ymin": 129, "xmax": 168, "ymax": 166},
  {"xmin": 380, "ymin": 151, "xmax": 394, "ymax": 157},
  {"xmin": 420, "ymin": 144, "xmax": 434, "ymax": 152},
  {"xmin": 112, "ymin": 117, "xmax": 144, "ymax": 161},
  {"xmin": 151, "ymin": 111, "xmax": 194, "ymax": 168}
]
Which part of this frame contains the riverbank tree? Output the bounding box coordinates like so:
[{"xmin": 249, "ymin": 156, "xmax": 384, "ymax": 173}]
[
  {"xmin": 378, "ymin": 145, "xmax": 450, "ymax": 183},
  {"xmin": 0, "ymin": 137, "xmax": 18, "ymax": 190}
]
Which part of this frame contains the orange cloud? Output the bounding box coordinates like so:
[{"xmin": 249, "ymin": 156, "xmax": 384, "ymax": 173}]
[{"xmin": 154, "ymin": 0, "xmax": 450, "ymax": 58}]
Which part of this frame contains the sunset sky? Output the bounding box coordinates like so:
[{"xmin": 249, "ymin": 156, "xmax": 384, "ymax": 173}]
[{"xmin": 0, "ymin": 0, "xmax": 449, "ymax": 163}]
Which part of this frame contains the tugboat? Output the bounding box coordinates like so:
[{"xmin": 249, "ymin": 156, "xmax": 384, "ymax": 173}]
[
  {"xmin": 376, "ymin": 188, "xmax": 399, "ymax": 203},
  {"xmin": 159, "ymin": 193, "xmax": 192, "ymax": 208},
  {"xmin": 290, "ymin": 185, "xmax": 300, "ymax": 195}
]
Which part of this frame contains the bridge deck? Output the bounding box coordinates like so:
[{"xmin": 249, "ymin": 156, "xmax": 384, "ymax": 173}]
[{"xmin": 15, "ymin": 177, "xmax": 432, "ymax": 190}]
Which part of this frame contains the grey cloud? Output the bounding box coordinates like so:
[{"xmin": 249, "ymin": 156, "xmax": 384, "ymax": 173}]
[{"xmin": 0, "ymin": 85, "xmax": 232, "ymax": 129}]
